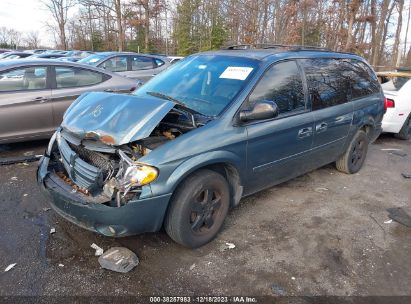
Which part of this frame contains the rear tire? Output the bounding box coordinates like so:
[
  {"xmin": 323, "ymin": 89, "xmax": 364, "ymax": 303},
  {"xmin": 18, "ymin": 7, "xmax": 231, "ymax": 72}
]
[
  {"xmin": 165, "ymin": 169, "xmax": 230, "ymax": 248},
  {"xmin": 336, "ymin": 130, "xmax": 369, "ymax": 174},
  {"xmin": 395, "ymin": 115, "xmax": 411, "ymax": 140}
]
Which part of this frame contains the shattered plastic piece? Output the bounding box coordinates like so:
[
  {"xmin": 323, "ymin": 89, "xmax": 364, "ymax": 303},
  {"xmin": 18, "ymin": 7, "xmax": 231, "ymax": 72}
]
[
  {"xmin": 384, "ymin": 219, "xmax": 393, "ymax": 224},
  {"xmin": 4, "ymin": 263, "xmax": 16, "ymax": 272},
  {"xmin": 189, "ymin": 263, "xmax": 196, "ymax": 270},
  {"xmin": 50, "ymin": 228, "xmax": 56, "ymax": 234},
  {"xmin": 98, "ymin": 247, "xmax": 139, "ymax": 273},
  {"xmin": 291, "ymin": 277, "xmax": 296, "ymax": 280},
  {"xmin": 23, "ymin": 194, "xmax": 28, "ymax": 197},
  {"xmin": 387, "ymin": 207, "xmax": 411, "ymax": 227},
  {"xmin": 58, "ymin": 264, "xmax": 64, "ymax": 267},
  {"xmin": 43, "ymin": 207, "xmax": 51, "ymax": 212},
  {"xmin": 402, "ymin": 173, "xmax": 411, "ymax": 178},
  {"xmin": 226, "ymin": 242, "xmax": 236, "ymax": 249},
  {"xmin": 91, "ymin": 243, "xmax": 104, "ymax": 256},
  {"xmin": 315, "ymin": 187, "xmax": 329, "ymax": 193},
  {"xmin": 10, "ymin": 177, "xmax": 18, "ymax": 181},
  {"xmin": 23, "ymin": 151, "xmax": 35, "ymax": 156}
]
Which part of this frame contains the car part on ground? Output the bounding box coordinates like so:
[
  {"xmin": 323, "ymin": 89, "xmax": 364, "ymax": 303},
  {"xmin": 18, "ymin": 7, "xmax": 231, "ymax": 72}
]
[{"xmin": 38, "ymin": 47, "xmax": 385, "ymax": 248}]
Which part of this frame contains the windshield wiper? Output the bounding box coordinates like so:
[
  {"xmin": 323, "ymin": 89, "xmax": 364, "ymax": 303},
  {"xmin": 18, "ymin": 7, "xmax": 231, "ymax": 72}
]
[{"xmin": 146, "ymin": 91, "xmax": 198, "ymax": 128}]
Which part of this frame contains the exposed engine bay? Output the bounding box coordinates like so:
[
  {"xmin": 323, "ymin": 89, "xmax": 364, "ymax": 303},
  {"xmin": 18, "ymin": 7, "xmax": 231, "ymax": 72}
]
[{"xmin": 48, "ymin": 107, "xmax": 209, "ymax": 208}]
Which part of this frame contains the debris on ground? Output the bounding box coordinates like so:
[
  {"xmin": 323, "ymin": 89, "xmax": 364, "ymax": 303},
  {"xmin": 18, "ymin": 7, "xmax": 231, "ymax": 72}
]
[
  {"xmin": 291, "ymin": 276, "xmax": 296, "ymax": 280},
  {"xmin": 220, "ymin": 242, "xmax": 236, "ymax": 252},
  {"xmin": 189, "ymin": 263, "xmax": 196, "ymax": 270},
  {"xmin": 10, "ymin": 177, "xmax": 18, "ymax": 181},
  {"xmin": 389, "ymin": 151, "xmax": 407, "ymax": 157},
  {"xmin": 381, "ymin": 148, "xmax": 402, "ymax": 151},
  {"xmin": 271, "ymin": 283, "xmax": 286, "ymax": 296},
  {"xmin": 91, "ymin": 243, "xmax": 104, "ymax": 256},
  {"xmin": 387, "ymin": 207, "xmax": 411, "ymax": 227},
  {"xmin": 98, "ymin": 247, "xmax": 139, "ymax": 273},
  {"xmin": 42, "ymin": 207, "xmax": 51, "ymax": 212},
  {"xmin": 0, "ymin": 154, "xmax": 42, "ymax": 166},
  {"xmin": 23, "ymin": 194, "xmax": 28, "ymax": 197},
  {"xmin": 58, "ymin": 264, "xmax": 64, "ymax": 267},
  {"xmin": 50, "ymin": 228, "xmax": 56, "ymax": 234},
  {"xmin": 384, "ymin": 219, "xmax": 393, "ymax": 224},
  {"xmin": 315, "ymin": 187, "xmax": 329, "ymax": 193},
  {"xmin": 402, "ymin": 173, "xmax": 411, "ymax": 178},
  {"xmin": 23, "ymin": 151, "xmax": 35, "ymax": 156},
  {"xmin": 4, "ymin": 263, "xmax": 16, "ymax": 272}
]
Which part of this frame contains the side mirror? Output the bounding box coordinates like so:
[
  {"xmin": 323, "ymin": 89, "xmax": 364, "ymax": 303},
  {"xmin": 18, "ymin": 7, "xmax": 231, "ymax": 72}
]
[
  {"xmin": 239, "ymin": 100, "xmax": 279, "ymax": 122},
  {"xmin": 136, "ymin": 80, "xmax": 144, "ymax": 88}
]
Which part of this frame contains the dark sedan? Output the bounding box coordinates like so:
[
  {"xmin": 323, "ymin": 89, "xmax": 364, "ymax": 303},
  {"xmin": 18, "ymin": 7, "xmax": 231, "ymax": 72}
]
[{"xmin": 0, "ymin": 59, "xmax": 138, "ymax": 143}]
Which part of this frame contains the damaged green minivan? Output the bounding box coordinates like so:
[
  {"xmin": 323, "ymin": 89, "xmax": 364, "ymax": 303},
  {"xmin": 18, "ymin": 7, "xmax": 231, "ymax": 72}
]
[{"xmin": 38, "ymin": 46, "xmax": 384, "ymax": 248}]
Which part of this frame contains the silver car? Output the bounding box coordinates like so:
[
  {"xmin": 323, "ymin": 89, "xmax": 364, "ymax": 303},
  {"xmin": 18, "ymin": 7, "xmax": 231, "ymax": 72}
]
[
  {"xmin": 0, "ymin": 59, "xmax": 138, "ymax": 143},
  {"xmin": 78, "ymin": 52, "xmax": 170, "ymax": 82}
]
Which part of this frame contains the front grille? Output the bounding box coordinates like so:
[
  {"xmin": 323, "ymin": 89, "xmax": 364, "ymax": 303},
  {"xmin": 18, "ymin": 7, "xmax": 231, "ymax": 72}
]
[
  {"xmin": 57, "ymin": 134, "xmax": 103, "ymax": 192},
  {"xmin": 69, "ymin": 143, "xmax": 115, "ymax": 176}
]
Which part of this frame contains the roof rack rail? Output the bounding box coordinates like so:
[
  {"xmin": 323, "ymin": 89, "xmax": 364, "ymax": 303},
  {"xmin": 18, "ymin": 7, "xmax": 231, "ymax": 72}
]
[{"xmin": 224, "ymin": 44, "xmax": 331, "ymax": 52}]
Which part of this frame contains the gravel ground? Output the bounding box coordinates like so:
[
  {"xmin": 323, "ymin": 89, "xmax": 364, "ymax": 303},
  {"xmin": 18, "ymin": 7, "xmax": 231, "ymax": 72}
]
[{"xmin": 0, "ymin": 135, "xmax": 410, "ymax": 298}]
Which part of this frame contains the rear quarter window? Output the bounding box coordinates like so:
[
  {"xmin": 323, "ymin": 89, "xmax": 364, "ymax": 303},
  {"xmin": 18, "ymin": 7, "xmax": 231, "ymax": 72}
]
[{"xmin": 342, "ymin": 59, "xmax": 380, "ymax": 98}]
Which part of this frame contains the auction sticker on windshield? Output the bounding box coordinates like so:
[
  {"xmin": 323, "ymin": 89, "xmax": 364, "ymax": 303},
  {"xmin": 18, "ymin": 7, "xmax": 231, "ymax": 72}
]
[{"xmin": 219, "ymin": 67, "xmax": 253, "ymax": 80}]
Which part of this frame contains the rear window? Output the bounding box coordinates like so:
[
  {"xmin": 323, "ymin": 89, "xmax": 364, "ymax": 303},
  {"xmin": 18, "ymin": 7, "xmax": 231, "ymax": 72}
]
[
  {"xmin": 342, "ymin": 59, "xmax": 380, "ymax": 98},
  {"xmin": 381, "ymin": 76, "xmax": 410, "ymax": 91}
]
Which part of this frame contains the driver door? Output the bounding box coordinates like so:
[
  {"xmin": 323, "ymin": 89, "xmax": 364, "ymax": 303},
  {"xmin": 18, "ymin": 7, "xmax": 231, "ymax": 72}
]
[{"xmin": 244, "ymin": 60, "xmax": 315, "ymax": 194}]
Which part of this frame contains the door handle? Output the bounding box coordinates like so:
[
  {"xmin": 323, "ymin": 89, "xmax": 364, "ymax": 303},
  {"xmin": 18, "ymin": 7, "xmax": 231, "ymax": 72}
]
[
  {"xmin": 31, "ymin": 97, "xmax": 49, "ymax": 103},
  {"xmin": 316, "ymin": 122, "xmax": 328, "ymax": 132},
  {"xmin": 298, "ymin": 127, "xmax": 313, "ymax": 138}
]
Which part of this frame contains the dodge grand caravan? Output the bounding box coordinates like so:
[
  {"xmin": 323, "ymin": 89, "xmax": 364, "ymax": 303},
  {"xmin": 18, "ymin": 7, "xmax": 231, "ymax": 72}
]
[{"xmin": 38, "ymin": 45, "xmax": 384, "ymax": 248}]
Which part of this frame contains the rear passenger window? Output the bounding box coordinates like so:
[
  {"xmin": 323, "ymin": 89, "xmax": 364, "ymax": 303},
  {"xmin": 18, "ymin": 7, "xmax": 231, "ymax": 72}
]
[
  {"xmin": 131, "ymin": 56, "xmax": 154, "ymax": 70},
  {"xmin": 101, "ymin": 56, "xmax": 128, "ymax": 72},
  {"xmin": 55, "ymin": 67, "xmax": 104, "ymax": 88},
  {"xmin": 0, "ymin": 66, "xmax": 47, "ymax": 91},
  {"xmin": 342, "ymin": 59, "xmax": 380, "ymax": 98},
  {"xmin": 247, "ymin": 60, "xmax": 305, "ymax": 115},
  {"xmin": 301, "ymin": 58, "xmax": 350, "ymax": 110}
]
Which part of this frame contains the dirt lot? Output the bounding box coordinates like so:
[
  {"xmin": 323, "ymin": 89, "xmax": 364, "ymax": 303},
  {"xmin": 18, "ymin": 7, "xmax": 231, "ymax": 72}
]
[{"xmin": 0, "ymin": 135, "xmax": 410, "ymax": 298}]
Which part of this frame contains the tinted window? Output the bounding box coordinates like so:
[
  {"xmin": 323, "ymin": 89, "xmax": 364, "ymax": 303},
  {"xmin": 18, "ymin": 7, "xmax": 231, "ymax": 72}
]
[
  {"xmin": 301, "ymin": 58, "xmax": 350, "ymax": 110},
  {"xmin": 134, "ymin": 55, "xmax": 259, "ymax": 116},
  {"xmin": 55, "ymin": 67, "xmax": 104, "ymax": 88},
  {"xmin": 78, "ymin": 54, "xmax": 106, "ymax": 65},
  {"xmin": 100, "ymin": 56, "xmax": 127, "ymax": 72},
  {"xmin": 131, "ymin": 56, "xmax": 154, "ymax": 70},
  {"xmin": 155, "ymin": 59, "xmax": 165, "ymax": 67},
  {"xmin": 0, "ymin": 66, "xmax": 47, "ymax": 91},
  {"xmin": 247, "ymin": 60, "xmax": 305, "ymax": 114},
  {"xmin": 342, "ymin": 59, "xmax": 380, "ymax": 98}
]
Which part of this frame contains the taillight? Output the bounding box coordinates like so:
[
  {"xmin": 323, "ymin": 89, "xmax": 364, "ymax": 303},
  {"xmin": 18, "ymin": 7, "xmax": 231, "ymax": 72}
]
[{"xmin": 384, "ymin": 97, "xmax": 395, "ymax": 111}]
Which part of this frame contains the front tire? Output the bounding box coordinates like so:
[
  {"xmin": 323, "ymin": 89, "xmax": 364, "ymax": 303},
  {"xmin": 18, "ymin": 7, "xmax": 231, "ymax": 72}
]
[
  {"xmin": 165, "ymin": 169, "xmax": 230, "ymax": 248},
  {"xmin": 395, "ymin": 115, "xmax": 411, "ymax": 140},
  {"xmin": 336, "ymin": 130, "xmax": 369, "ymax": 174}
]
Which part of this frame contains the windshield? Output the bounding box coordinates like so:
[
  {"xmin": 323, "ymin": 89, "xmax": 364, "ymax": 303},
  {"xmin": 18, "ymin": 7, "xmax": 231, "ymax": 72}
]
[
  {"xmin": 78, "ymin": 54, "xmax": 107, "ymax": 65},
  {"xmin": 133, "ymin": 55, "xmax": 259, "ymax": 116},
  {"xmin": 381, "ymin": 76, "xmax": 410, "ymax": 92}
]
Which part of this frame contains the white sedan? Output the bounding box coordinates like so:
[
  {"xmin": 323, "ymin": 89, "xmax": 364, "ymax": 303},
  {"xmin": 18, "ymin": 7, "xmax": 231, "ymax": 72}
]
[{"xmin": 378, "ymin": 71, "xmax": 411, "ymax": 140}]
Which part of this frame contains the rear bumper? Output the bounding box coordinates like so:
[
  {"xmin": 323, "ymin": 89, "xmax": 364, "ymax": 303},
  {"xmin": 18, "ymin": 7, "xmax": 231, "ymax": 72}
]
[
  {"xmin": 37, "ymin": 155, "xmax": 172, "ymax": 237},
  {"xmin": 382, "ymin": 109, "xmax": 409, "ymax": 134}
]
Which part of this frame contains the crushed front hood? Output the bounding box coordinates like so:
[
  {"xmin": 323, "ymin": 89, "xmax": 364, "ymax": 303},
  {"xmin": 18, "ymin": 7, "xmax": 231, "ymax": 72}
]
[{"xmin": 61, "ymin": 92, "xmax": 175, "ymax": 146}]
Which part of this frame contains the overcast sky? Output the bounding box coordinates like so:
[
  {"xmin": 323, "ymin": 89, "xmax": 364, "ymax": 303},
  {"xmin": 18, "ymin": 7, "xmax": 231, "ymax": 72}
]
[{"xmin": 0, "ymin": 0, "xmax": 54, "ymax": 47}]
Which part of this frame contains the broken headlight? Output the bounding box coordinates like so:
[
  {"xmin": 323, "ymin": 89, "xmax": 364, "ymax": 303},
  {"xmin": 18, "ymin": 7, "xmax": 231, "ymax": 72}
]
[{"xmin": 120, "ymin": 164, "xmax": 158, "ymax": 188}]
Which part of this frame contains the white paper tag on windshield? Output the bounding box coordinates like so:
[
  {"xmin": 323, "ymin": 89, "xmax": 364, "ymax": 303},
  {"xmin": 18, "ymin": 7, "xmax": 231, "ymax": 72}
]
[{"xmin": 219, "ymin": 67, "xmax": 253, "ymax": 80}]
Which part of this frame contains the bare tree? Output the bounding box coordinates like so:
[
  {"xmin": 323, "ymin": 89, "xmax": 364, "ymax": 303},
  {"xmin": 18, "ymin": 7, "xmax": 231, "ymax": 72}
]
[
  {"xmin": 25, "ymin": 31, "xmax": 41, "ymax": 48},
  {"xmin": 42, "ymin": 0, "xmax": 75, "ymax": 50}
]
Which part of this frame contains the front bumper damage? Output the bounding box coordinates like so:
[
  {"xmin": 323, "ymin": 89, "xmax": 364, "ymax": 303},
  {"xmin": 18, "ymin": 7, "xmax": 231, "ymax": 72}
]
[{"xmin": 37, "ymin": 134, "xmax": 172, "ymax": 237}]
